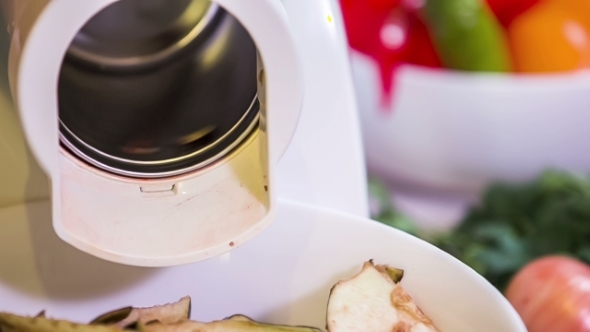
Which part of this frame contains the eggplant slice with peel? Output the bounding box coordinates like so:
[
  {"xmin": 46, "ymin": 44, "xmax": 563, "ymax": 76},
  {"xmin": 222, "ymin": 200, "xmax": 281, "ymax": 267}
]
[
  {"xmin": 91, "ymin": 296, "xmax": 191, "ymax": 329},
  {"xmin": 0, "ymin": 297, "xmax": 319, "ymax": 332},
  {"xmin": 0, "ymin": 312, "xmax": 133, "ymax": 332},
  {"xmin": 326, "ymin": 260, "xmax": 439, "ymax": 332},
  {"xmin": 0, "ymin": 311, "xmax": 319, "ymax": 332},
  {"xmin": 139, "ymin": 315, "xmax": 321, "ymax": 332}
]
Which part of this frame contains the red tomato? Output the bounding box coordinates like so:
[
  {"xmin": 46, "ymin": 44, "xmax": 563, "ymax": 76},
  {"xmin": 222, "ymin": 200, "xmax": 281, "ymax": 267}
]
[
  {"xmin": 486, "ymin": 0, "xmax": 540, "ymax": 27},
  {"xmin": 505, "ymin": 256, "xmax": 590, "ymax": 332}
]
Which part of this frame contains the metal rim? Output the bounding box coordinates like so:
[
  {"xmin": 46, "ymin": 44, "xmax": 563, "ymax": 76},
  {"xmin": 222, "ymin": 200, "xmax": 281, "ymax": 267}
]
[
  {"xmin": 66, "ymin": 2, "xmax": 220, "ymax": 70},
  {"xmin": 59, "ymin": 95, "xmax": 260, "ymax": 178},
  {"xmin": 60, "ymin": 111, "xmax": 260, "ymax": 179}
]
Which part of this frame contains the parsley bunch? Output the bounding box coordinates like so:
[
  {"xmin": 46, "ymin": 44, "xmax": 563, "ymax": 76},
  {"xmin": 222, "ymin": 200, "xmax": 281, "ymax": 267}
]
[{"xmin": 371, "ymin": 171, "xmax": 590, "ymax": 291}]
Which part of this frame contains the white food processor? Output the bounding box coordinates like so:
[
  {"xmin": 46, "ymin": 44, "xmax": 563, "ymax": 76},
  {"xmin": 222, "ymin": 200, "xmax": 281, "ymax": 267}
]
[
  {"xmin": 0, "ymin": 0, "xmax": 526, "ymax": 331},
  {"xmin": 3, "ymin": 0, "xmax": 360, "ymax": 266}
]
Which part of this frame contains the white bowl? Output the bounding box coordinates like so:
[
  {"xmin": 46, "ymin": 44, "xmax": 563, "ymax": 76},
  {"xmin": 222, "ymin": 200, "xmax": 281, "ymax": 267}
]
[
  {"xmin": 0, "ymin": 199, "xmax": 525, "ymax": 331},
  {"xmin": 351, "ymin": 51, "xmax": 590, "ymax": 214}
]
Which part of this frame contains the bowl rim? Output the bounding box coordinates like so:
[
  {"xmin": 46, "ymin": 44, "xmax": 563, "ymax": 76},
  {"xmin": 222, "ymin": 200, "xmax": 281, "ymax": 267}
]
[
  {"xmin": 350, "ymin": 50, "xmax": 590, "ymax": 88},
  {"xmin": 277, "ymin": 198, "xmax": 527, "ymax": 332}
]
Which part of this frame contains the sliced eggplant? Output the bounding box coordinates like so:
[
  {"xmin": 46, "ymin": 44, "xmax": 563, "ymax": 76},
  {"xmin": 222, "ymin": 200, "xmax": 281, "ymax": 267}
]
[
  {"xmin": 326, "ymin": 261, "xmax": 439, "ymax": 332},
  {"xmin": 225, "ymin": 315, "xmax": 253, "ymax": 322},
  {"xmin": 1, "ymin": 260, "xmax": 437, "ymax": 332},
  {"xmin": 0, "ymin": 312, "xmax": 131, "ymax": 332},
  {"xmin": 139, "ymin": 317, "xmax": 322, "ymax": 332},
  {"xmin": 91, "ymin": 307, "xmax": 134, "ymax": 326},
  {"xmin": 222, "ymin": 315, "xmax": 321, "ymax": 332},
  {"xmin": 91, "ymin": 297, "xmax": 191, "ymax": 329},
  {"xmin": 0, "ymin": 296, "xmax": 321, "ymax": 332}
]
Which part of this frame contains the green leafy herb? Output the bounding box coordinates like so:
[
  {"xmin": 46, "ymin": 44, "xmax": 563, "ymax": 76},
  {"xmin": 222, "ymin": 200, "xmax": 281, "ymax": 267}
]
[
  {"xmin": 370, "ymin": 170, "xmax": 590, "ymax": 292},
  {"xmin": 369, "ymin": 178, "xmax": 421, "ymax": 237}
]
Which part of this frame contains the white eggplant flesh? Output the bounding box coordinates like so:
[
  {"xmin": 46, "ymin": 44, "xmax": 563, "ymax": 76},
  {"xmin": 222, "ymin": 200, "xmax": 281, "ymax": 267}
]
[{"xmin": 327, "ymin": 261, "xmax": 439, "ymax": 332}]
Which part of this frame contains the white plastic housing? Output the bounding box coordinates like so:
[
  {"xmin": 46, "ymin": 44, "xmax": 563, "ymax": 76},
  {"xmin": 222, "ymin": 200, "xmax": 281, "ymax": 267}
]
[{"xmin": 7, "ymin": 0, "xmax": 303, "ymax": 266}]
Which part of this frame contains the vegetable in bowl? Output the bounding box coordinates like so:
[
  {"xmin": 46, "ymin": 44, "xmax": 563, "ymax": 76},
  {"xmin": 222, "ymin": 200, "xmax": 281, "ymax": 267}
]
[
  {"xmin": 340, "ymin": 0, "xmax": 590, "ymax": 105},
  {"xmin": 341, "ymin": 0, "xmax": 590, "ymax": 75}
]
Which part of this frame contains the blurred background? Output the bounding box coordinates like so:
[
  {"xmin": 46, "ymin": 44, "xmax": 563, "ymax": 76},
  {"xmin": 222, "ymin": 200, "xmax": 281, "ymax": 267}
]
[
  {"xmin": 1, "ymin": 0, "xmax": 590, "ymax": 328},
  {"xmin": 342, "ymin": 0, "xmax": 590, "ymax": 226},
  {"xmin": 341, "ymin": 0, "xmax": 590, "ymax": 308}
]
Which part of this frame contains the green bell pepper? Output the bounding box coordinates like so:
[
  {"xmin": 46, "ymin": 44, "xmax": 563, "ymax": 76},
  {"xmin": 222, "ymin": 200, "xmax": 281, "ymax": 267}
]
[{"xmin": 422, "ymin": 0, "xmax": 512, "ymax": 72}]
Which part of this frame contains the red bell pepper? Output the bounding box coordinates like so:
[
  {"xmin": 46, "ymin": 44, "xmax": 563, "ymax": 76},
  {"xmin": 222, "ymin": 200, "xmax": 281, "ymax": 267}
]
[
  {"xmin": 486, "ymin": 0, "xmax": 540, "ymax": 27},
  {"xmin": 340, "ymin": 0, "xmax": 441, "ymax": 108}
]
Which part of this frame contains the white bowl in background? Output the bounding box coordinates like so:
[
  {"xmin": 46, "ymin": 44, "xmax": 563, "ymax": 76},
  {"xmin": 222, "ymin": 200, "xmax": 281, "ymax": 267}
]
[
  {"xmin": 0, "ymin": 199, "xmax": 524, "ymax": 331},
  {"xmin": 350, "ymin": 50, "xmax": 590, "ymax": 225}
]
